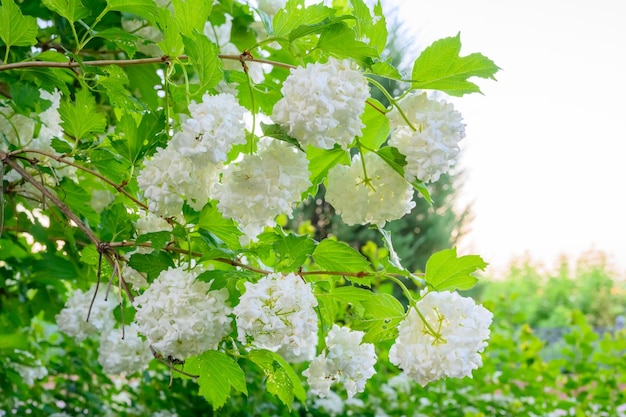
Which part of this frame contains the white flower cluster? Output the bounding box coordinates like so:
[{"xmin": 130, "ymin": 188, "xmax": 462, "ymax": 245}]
[
  {"xmin": 137, "ymin": 93, "xmax": 245, "ymax": 216},
  {"xmin": 134, "ymin": 210, "xmax": 173, "ymax": 236},
  {"xmin": 325, "ymin": 153, "xmax": 415, "ymax": 227},
  {"xmin": 233, "ymin": 273, "xmax": 318, "ymax": 362},
  {"xmin": 388, "ymin": 92, "xmax": 465, "ymax": 184},
  {"xmin": 304, "ymin": 325, "xmax": 377, "ymax": 398},
  {"xmin": 98, "ymin": 324, "xmax": 153, "ymax": 375},
  {"xmin": 133, "ymin": 266, "xmax": 232, "ymax": 360},
  {"xmin": 55, "ymin": 284, "xmax": 117, "ymax": 343},
  {"xmin": 213, "ymin": 139, "xmax": 311, "ymax": 242},
  {"xmin": 170, "ymin": 93, "xmax": 247, "ymax": 163},
  {"xmin": 272, "ymin": 57, "xmax": 369, "ymax": 150},
  {"xmin": 389, "ymin": 290, "xmax": 493, "ymax": 386},
  {"xmin": 7, "ymin": 350, "xmax": 48, "ymax": 385}
]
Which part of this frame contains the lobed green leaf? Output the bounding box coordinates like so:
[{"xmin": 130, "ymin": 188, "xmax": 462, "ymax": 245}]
[
  {"xmin": 59, "ymin": 89, "xmax": 107, "ymax": 140},
  {"xmin": 246, "ymin": 349, "xmax": 306, "ymax": 408},
  {"xmin": 272, "ymin": 233, "xmax": 316, "ymax": 272},
  {"xmin": 182, "ymin": 31, "xmax": 223, "ymax": 95},
  {"xmin": 107, "ymin": 0, "xmax": 159, "ymax": 22},
  {"xmin": 0, "ymin": 0, "xmax": 38, "ymax": 49},
  {"xmin": 412, "ymin": 33, "xmax": 500, "ymax": 96},
  {"xmin": 424, "ymin": 247, "xmax": 487, "ymax": 291},
  {"xmin": 183, "ymin": 351, "xmax": 247, "ymax": 409},
  {"xmin": 316, "ymin": 23, "xmax": 379, "ymax": 67},
  {"xmin": 42, "ymin": 0, "xmax": 90, "ymax": 23},
  {"xmin": 312, "ymin": 239, "xmax": 374, "ymax": 285}
]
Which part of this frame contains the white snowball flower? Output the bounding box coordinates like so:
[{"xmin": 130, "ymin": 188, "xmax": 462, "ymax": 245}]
[
  {"xmin": 137, "ymin": 146, "xmax": 220, "ymax": 216},
  {"xmin": 212, "ymin": 139, "xmax": 311, "ymax": 243},
  {"xmin": 388, "ymin": 92, "xmax": 465, "ymax": 184},
  {"xmin": 98, "ymin": 324, "xmax": 153, "ymax": 374},
  {"xmin": 233, "ymin": 273, "xmax": 318, "ymax": 362},
  {"xmin": 55, "ymin": 284, "xmax": 117, "ymax": 342},
  {"xmin": 170, "ymin": 93, "xmax": 247, "ymax": 163},
  {"xmin": 389, "ymin": 290, "xmax": 493, "ymax": 386},
  {"xmin": 134, "ymin": 211, "xmax": 173, "ymax": 236},
  {"xmin": 137, "ymin": 146, "xmax": 191, "ymax": 216},
  {"xmin": 133, "ymin": 266, "xmax": 232, "ymax": 360},
  {"xmin": 36, "ymin": 89, "xmax": 64, "ymax": 145},
  {"xmin": 0, "ymin": 109, "xmax": 34, "ymax": 148},
  {"xmin": 7, "ymin": 351, "xmax": 48, "ymax": 385},
  {"xmin": 311, "ymin": 390, "xmax": 345, "ymax": 417},
  {"xmin": 325, "ymin": 153, "xmax": 415, "ymax": 227},
  {"xmin": 271, "ymin": 57, "xmax": 369, "ymax": 150},
  {"xmin": 304, "ymin": 325, "xmax": 377, "ymax": 398},
  {"xmin": 90, "ymin": 189, "xmax": 115, "ymax": 213}
]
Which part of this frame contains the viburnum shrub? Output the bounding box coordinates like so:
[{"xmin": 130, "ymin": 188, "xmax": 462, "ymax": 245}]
[{"xmin": 0, "ymin": 0, "xmax": 500, "ymax": 411}]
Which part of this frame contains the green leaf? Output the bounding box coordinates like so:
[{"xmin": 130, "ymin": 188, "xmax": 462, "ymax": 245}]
[
  {"xmin": 359, "ymin": 101, "xmax": 389, "ymax": 151},
  {"xmin": 173, "ymin": 0, "xmax": 213, "ymax": 38},
  {"xmin": 412, "ymin": 33, "xmax": 499, "ymax": 96},
  {"xmin": 56, "ymin": 180, "xmax": 100, "ymax": 226},
  {"xmin": 312, "ymin": 239, "xmax": 373, "ymax": 284},
  {"xmin": 42, "ymin": 0, "xmax": 91, "ymax": 23},
  {"xmin": 316, "ymin": 23, "xmax": 379, "ymax": 66},
  {"xmin": 246, "ymin": 349, "xmax": 306, "ymax": 408},
  {"xmin": 198, "ymin": 203, "xmax": 242, "ymax": 250},
  {"xmin": 156, "ymin": 7, "xmax": 184, "ymax": 57},
  {"xmin": 80, "ymin": 244, "xmax": 100, "ymax": 266},
  {"xmin": 350, "ymin": 0, "xmax": 387, "ymax": 54},
  {"xmin": 353, "ymin": 293, "xmax": 404, "ymax": 343},
  {"xmin": 261, "ymin": 123, "xmax": 302, "ymax": 151},
  {"xmin": 306, "ymin": 146, "xmax": 349, "ymax": 186},
  {"xmin": 99, "ymin": 203, "xmax": 134, "ymax": 241},
  {"xmin": 93, "ymin": 27, "xmax": 141, "ymax": 58},
  {"xmin": 183, "ymin": 351, "xmax": 247, "ymax": 409},
  {"xmin": 0, "ymin": 0, "xmax": 38, "ymax": 49},
  {"xmin": 59, "ymin": 89, "xmax": 107, "ymax": 140},
  {"xmin": 135, "ymin": 231, "xmax": 171, "ymax": 252},
  {"xmin": 273, "ymin": 0, "xmax": 334, "ymax": 39},
  {"xmin": 50, "ymin": 138, "xmax": 73, "ymax": 154},
  {"xmin": 375, "ymin": 147, "xmax": 431, "ymax": 204},
  {"xmin": 331, "ymin": 286, "xmax": 374, "ymax": 304},
  {"xmin": 32, "ymin": 252, "xmax": 79, "ymax": 281},
  {"xmin": 230, "ymin": 71, "xmax": 282, "ymax": 114},
  {"xmin": 98, "ymin": 65, "xmax": 144, "ymax": 111},
  {"xmin": 424, "ymin": 247, "xmax": 487, "ymax": 291},
  {"xmin": 287, "ymin": 15, "xmax": 353, "ymax": 43},
  {"xmin": 107, "ymin": 0, "xmax": 159, "ymax": 21},
  {"xmin": 182, "ymin": 31, "xmax": 223, "ymax": 93},
  {"xmin": 10, "ymin": 81, "xmax": 39, "ymax": 112},
  {"xmin": 370, "ymin": 61, "xmax": 402, "ymax": 80},
  {"xmin": 128, "ymin": 251, "xmax": 175, "ymax": 280},
  {"xmin": 273, "ymin": 233, "xmax": 316, "ymax": 272}
]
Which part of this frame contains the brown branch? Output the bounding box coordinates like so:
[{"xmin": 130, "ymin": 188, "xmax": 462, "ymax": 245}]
[
  {"xmin": 107, "ymin": 240, "xmax": 380, "ymax": 279},
  {"xmin": 9, "ymin": 148, "xmax": 148, "ymax": 210},
  {"xmin": 1, "ymin": 150, "xmax": 135, "ymax": 300},
  {"xmin": 0, "ymin": 54, "xmax": 295, "ymax": 72},
  {"xmin": 2, "ymin": 150, "xmax": 101, "ymax": 246}
]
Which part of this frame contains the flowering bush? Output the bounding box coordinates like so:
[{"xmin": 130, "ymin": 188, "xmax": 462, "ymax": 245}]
[{"xmin": 0, "ymin": 0, "xmax": 504, "ymax": 414}]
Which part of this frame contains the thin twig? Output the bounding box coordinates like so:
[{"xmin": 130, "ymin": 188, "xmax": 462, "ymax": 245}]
[
  {"xmin": 2, "ymin": 151, "xmax": 101, "ymax": 246},
  {"xmin": 9, "ymin": 148, "xmax": 148, "ymax": 210},
  {"xmin": 88, "ymin": 251, "xmax": 104, "ymax": 324}
]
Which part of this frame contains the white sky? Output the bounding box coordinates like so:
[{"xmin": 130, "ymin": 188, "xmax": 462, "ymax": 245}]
[{"xmin": 391, "ymin": 0, "xmax": 626, "ymax": 276}]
